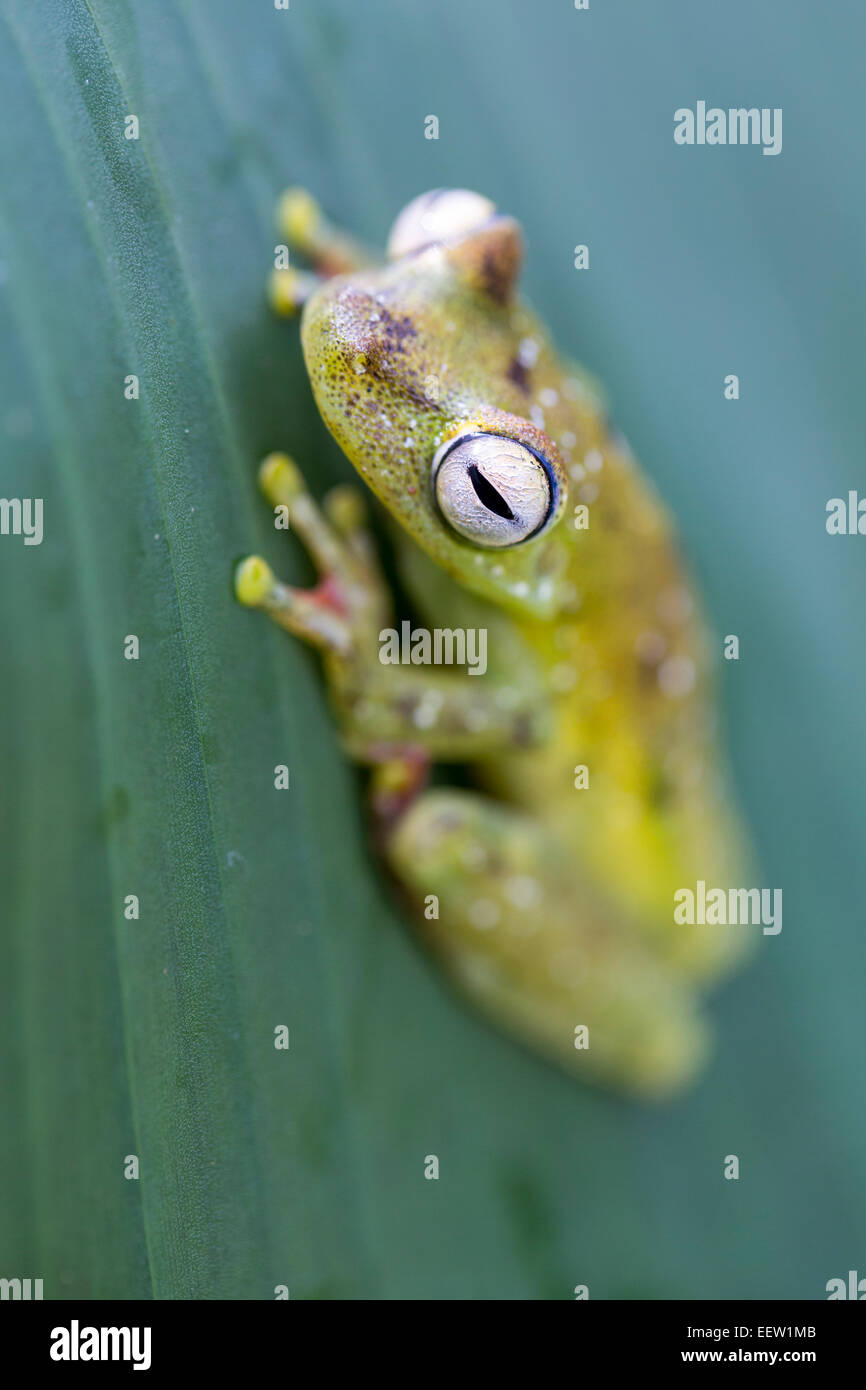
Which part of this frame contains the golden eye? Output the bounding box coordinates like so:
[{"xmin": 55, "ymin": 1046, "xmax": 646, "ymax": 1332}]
[{"xmin": 431, "ymin": 433, "xmax": 556, "ymax": 548}]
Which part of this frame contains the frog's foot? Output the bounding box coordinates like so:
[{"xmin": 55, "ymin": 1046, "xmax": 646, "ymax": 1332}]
[
  {"xmin": 234, "ymin": 452, "xmax": 389, "ymax": 654},
  {"xmin": 273, "ymin": 187, "xmax": 374, "ymax": 288}
]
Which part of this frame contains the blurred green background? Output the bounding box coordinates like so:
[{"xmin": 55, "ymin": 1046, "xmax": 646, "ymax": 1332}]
[{"xmin": 1, "ymin": 0, "xmax": 864, "ymax": 1299}]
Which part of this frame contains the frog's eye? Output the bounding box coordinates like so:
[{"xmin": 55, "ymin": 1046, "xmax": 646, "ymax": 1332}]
[
  {"xmin": 431, "ymin": 433, "xmax": 556, "ymax": 548},
  {"xmin": 388, "ymin": 189, "xmax": 496, "ymax": 259}
]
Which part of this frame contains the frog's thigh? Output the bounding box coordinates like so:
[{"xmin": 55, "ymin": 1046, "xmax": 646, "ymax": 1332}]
[{"xmin": 386, "ymin": 787, "xmax": 709, "ymax": 1099}]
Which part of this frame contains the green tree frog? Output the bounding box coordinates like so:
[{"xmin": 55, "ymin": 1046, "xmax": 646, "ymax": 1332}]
[{"xmin": 236, "ymin": 188, "xmax": 752, "ymax": 1097}]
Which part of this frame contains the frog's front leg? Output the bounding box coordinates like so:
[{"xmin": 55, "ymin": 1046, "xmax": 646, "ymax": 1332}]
[
  {"xmin": 269, "ymin": 189, "xmax": 375, "ymax": 315},
  {"xmin": 235, "ymin": 457, "xmax": 549, "ymax": 768}
]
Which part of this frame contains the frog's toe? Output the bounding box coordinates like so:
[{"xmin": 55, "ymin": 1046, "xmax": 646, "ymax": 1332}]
[
  {"xmin": 323, "ymin": 483, "xmax": 367, "ymax": 536},
  {"xmin": 234, "ymin": 553, "xmax": 353, "ymax": 655},
  {"xmin": 258, "ymin": 452, "xmax": 350, "ymax": 581},
  {"xmin": 323, "ymin": 483, "xmax": 386, "ymax": 580},
  {"xmin": 277, "ymin": 187, "xmax": 323, "ymax": 251},
  {"xmin": 268, "ymin": 267, "xmax": 324, "ymax": 317},
  {"xmin": 234, "ymin": 554, "xmax": 274, "ymax": 609}
]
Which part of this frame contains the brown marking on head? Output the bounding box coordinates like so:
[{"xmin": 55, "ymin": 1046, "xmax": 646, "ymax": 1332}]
[{"xmin": 506, "ymin": 356, "xmax": 531, "ymax": 393}]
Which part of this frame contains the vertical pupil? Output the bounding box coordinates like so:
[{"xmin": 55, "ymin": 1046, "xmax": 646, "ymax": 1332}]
[{"xmin": 467, "ymin": 464, "xmax": 514, "ymax": 520}]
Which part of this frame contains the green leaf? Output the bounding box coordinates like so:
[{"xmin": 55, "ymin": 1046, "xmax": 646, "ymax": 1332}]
[{"xmin": 1, "ymin": 0, "xmax": 864, "ymax": 1300}]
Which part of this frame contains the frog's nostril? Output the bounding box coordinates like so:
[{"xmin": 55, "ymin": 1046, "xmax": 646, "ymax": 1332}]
[{"xmin": 468, "ymin": 465, "xmax": 515, "ymax": 521}]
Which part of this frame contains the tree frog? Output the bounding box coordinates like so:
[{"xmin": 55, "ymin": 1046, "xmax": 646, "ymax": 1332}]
[{"xmin": 236, "ymin": 188, "xmax": 752, "ymax": 1097}]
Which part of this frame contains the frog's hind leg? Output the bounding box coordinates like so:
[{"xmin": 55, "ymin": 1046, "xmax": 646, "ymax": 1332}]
[
  {"xmin": 386, "ymin": 786, "xmax": 710, "ymax": 1099},
  {"xmin": 270, "ymin": 187, "xmax": 376, "ymax": 315}
]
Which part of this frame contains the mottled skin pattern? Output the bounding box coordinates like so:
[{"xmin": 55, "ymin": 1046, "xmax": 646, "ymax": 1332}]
[{"xmin": 238, "ymin": 192, "xmax": 752, "ymax": 1096}]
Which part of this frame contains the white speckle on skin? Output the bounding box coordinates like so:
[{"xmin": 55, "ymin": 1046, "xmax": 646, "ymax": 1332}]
[
  {"xmin": 584, "ymin": 449, "xmax": 603, "ymax": 472},
  {"xmin": 504, "ymin": 875, "xmax": 542, "ymax": 909},
  {"xmin": 658, "ymin": 587, "xmax": 694, "ymax": 624},
  {"xmin": 658, "ymin": 655, "xmax": 696, "ymax": 697},
  {"xmin": 537, "ymin": 577, "xmax": 554, "ymax": 604},
  {"xmin": 461, "ymin": 956, "xmax": 500, "ymax": 990},
  {"xmin": 530, "ymin": 406, "xmax": 545, "ymax": 429},
  {"xmin": 518, "ymin": 337, "xmax": 539, "ymax": 368},
  {"xmin": 469, "ymin": 898, "xmax": 500, "ymax": 930},
  {"xmin": 413, "ymin": 692, "xmax": 444, "ymax": 729},
  {"xmin": 512, "ymin": 581, "xmax": 529, "ymax": 598},
  {"xmin": 560, "ymin": 430, "xmax": 577, "ymax": 450},
  {"xmin": 568, "ymin": 463, "xmax": 586, "ymax": 482},
  {"xmin": 539, "ymin": 387, "xmax": 559, "ymax": 408}
]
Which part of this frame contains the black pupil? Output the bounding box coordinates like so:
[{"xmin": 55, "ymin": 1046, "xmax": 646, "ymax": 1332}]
[{"xmin": 468, "ymin": 464, "xmax": 515, "ymax": 521}]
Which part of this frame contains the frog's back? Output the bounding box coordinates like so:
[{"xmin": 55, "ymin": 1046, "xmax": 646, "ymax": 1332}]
[{"xmin": 475, "ymin": 322, "xmax": 750, "ymax": 977}]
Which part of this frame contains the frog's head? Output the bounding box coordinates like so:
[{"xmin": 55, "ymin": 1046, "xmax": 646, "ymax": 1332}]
[{"xmin": 300, "ymin": 190, "xmax": 572, "ymax": 618}]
